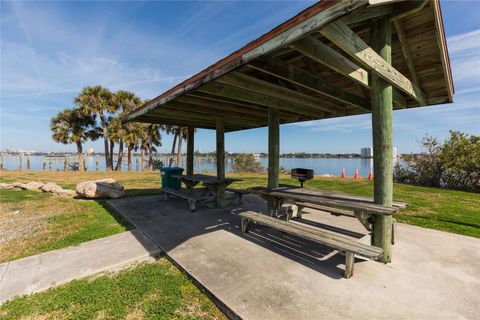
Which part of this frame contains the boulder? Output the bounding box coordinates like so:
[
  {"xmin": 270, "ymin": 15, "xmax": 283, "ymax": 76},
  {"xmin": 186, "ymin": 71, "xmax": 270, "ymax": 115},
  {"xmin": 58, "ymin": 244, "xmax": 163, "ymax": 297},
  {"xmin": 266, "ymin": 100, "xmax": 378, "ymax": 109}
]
[
  {"xmin": 11, "ymin": 182, "xmax": 27, "ymax": 189},
  {"xmin": 20, "ymin": 181, "xmax": 45, "ymax": 191},
  {"xmin": 0, "ymin": 183, "xmax": 14, "ymax": 190},
  {"xmin": 76, "ymin": 179, "xmax": 126, "ymax": 199},
  {"xmin": 53, "ymin": 189, "xmax": 76, "ymax": 197},
  {"xmin": 41, "ymin": 182, "xmax": 64, "ymax": 193}
]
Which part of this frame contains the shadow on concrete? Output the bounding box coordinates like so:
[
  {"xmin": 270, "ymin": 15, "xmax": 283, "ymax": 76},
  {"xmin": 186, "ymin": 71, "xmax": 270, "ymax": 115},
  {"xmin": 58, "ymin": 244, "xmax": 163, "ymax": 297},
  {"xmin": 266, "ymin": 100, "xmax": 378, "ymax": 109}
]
[{"xmin": 106, "ymin": 194, "xmax": 368, "ymax": 280}]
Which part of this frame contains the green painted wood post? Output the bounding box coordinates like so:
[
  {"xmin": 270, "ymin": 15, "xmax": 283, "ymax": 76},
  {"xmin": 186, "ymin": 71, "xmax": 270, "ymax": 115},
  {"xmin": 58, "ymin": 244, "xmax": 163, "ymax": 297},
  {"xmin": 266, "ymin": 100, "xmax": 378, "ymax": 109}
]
[
  {"xmin": 186, "ymin": 126, "xmax": 195, "ymax": 176},
  {"xmin": 216, "ymin": 119, "xmax": 226, "ymax": 208},
  {"xmin": 96, "ymin": 156, "xmax": 99, "ymax": 171},
  {"xmin": 267, "ymin": 108, "xmax": 280, "ymax": 216},
  {"xmin": 18, "ymin": 155, "xmax": 22, "ymax": 171},
  {"xmin": 371, "ymin": 16, "xmax": 393, "ymax": 263},
  {"xmin": 268, "ymin": 108, "xmax": 280, "ymax": 188},
  {"xmin": 26, "ymin": 154, "xmax": 30, "ymax": 171}
]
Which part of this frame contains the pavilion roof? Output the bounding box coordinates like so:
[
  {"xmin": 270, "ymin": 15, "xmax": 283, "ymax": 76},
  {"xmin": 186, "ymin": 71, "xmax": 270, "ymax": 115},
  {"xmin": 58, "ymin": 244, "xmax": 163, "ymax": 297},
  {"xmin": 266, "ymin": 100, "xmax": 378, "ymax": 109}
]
[{"xmin": 124, "ymin": 0, "xmax": 454, "ymax": 132}]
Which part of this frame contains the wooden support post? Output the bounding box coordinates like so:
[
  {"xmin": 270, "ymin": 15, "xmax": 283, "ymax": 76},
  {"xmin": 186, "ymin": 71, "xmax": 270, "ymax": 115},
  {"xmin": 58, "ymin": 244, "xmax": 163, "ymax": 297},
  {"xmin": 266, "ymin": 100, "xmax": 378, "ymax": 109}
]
[
  {"xmin": 216, "ymin": 119, "xmax": 226, "ymax": 208},
  {"xmin": 268, "ymin": 108, "xmax": 280, "ymax": 189},
  {"xmin": 18, "ymin": 155, "xmax": 22, "ymax": 171},
  {"xmin": 186, "ymin": 126, "xmax": 195, "ymax": 176},
  {"xmin": 26, "ymin": 155, "xmax": 30, "ymax": 171},
  {"xmin": 371, "ymin": 17, "xmax": 393, "ymax": 263}
]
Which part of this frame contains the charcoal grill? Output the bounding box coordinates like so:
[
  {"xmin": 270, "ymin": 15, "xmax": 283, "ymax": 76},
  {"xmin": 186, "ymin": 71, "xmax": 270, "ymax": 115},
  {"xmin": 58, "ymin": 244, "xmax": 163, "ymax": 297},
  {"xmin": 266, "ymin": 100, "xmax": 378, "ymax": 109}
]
[{"xmin": 291, "ymin": 168, "xmax": 314, "ymax": 188}]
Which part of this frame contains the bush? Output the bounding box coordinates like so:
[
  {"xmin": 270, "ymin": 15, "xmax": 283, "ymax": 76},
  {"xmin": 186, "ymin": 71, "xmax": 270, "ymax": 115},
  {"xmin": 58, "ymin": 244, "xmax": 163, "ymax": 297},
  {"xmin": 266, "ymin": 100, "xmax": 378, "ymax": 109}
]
[
  {"xmin": 394, "ymin": 131, "xmax": 480, "ymax": 192},
  {"xmin": 232, "ymin": 154, "xmax": 263, "ymax": 173}
]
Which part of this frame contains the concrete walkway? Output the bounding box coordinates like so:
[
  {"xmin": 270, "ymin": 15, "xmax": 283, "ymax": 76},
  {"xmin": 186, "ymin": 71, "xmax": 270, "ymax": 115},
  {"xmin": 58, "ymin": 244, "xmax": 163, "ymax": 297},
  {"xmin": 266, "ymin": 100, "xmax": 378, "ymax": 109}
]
[
  {"xmin": 108, "ymin": 194, "xmax": 480, "ymax": 320},
  {"xmin": 0, "ymin": 229, "xmax": 160, "ymax": 303}
]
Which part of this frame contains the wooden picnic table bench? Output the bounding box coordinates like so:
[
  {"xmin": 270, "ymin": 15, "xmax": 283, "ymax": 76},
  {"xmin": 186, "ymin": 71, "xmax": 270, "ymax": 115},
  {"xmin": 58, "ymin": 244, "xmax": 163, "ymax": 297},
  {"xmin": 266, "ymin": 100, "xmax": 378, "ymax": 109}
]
[
  {"xmin": 163, "ymin": 187, "xmax": 214, "ymax": 212},
  {"xmin": 247, "ymin": 185, "xmax": 400, "ymax": 242},
  {"xmin": 236, "ymin": 211, "xmax": 384, "ymax": 278},
  {"xmin": 164, "ymin": 174, "xmax": 245, "ymax": 210}
]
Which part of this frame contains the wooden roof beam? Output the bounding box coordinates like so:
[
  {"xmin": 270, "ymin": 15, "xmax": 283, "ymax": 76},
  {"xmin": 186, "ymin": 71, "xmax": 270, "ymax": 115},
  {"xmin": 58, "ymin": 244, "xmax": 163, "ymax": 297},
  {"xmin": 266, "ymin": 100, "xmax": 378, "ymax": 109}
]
[
  {"xmin": 319, "ymin": 20, "xmax": 426, "ymax": 105},
  {"xmin": 196, "ymin": 82, "xmax": 325, "ymax": 119},
  {"xmin": 247, "ymin": 57, "xmax": 370, "ymax": 111},
  {"xmin": 152, "ymin": 108, "xmax": 266, "ymax": 126},
  {"xmin": 141, "ymin": 113, "xmax": 249, "ymax": 130},
  {"xmin": 186, "ymin": 92, "xmax": 302, "ymax": 121},
  {"xmin": 342, "ymin": 1, "xmax": 427, "ymax": 26},
  {"xmin": 394, "ymin": 19, "xmax": 422, "ymax": 98},
  {"xmin": 164, "ymin": 102, "xmax": 269, "ymax": 123},
  {"xmin": 176, "ymin": 95, "xmax": 271, "ymax": 117},
  {"xmin": 291, "ymin": 36, "xmax": 406, "ymax": 107},
  {"xmin": 216, "ymin": 71, "xmax": 343, "ymax": 115}
]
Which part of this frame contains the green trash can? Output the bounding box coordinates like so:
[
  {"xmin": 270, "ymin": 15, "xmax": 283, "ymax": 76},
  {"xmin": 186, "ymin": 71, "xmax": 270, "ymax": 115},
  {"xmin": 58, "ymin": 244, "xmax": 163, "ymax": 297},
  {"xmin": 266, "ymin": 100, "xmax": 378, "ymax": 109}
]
[{"xmin": 160, "ymin": 167, "xmax": 184, "ymax": 190}]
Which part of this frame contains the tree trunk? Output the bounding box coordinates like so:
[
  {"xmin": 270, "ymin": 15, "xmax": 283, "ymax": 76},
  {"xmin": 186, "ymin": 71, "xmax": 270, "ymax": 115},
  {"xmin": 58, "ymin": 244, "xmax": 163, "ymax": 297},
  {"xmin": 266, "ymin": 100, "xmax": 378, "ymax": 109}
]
[
  {"xmin": 77, "ymin": 141, "xmax": 84, "ymax": 172},
  {"xmin": 99, "ymin": 112, "xmax": 111, "ymax": 171},
  {"xmin": 109, "ymin": 139, "xmax": 115, "ymax": 169},
  {"xmin": 169, "ymin": 131, "xmax": 178, "ymax": 167},
  {"xmin": 148, "ymin": 139, "xmax": 154, "ymax": 170},
  {"xmin": 127, "ymin": 144, "xmax": 132, "ymax": 172},
  {"xmin": 115, "ymin": 140, "xmax": 124, "ymax": 171},
  {"xmin": 176, "ymin": 127, "xmax": 183, "ymax": 167},
  {"xmin": 141, "ymin": 145, "xmax": 146, "ymax": 171}
]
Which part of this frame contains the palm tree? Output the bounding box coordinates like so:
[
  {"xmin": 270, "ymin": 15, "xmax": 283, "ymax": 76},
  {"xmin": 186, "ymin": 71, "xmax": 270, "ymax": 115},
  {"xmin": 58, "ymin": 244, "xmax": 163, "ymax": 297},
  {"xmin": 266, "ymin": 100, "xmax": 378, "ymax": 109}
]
[
  {"xmin": 108, "ymin": 117, "xmax": 125, "ymax": 171},
  {"xmin": 75, "ymin": 85, "xmax": 116, "ymax": 171},
  {"xmin": 163, "ymin": 125, "xmax": 178, "ymax": 166},
  {"xmin": 111, "ymin": 91, "xmax": 143, "ymax": 171},
  {"xmin": 122, "ymin": 122, "xmax": 143, "ymax": 172},
  {"xmin": 147, "ymin": 124, "xmax": 162, "ymax": 170},
  {"xmin": 51, "ymin": 108, "xmax": 100, "ymax": 171}
]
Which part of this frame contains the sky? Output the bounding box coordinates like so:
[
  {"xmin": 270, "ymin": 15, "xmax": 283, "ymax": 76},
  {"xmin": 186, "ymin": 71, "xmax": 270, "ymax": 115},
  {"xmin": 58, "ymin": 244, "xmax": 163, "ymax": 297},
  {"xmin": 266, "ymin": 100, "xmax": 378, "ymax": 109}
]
[{"xmin": 1, "ymin": 0, "xmax": 479, "ymax": 154}]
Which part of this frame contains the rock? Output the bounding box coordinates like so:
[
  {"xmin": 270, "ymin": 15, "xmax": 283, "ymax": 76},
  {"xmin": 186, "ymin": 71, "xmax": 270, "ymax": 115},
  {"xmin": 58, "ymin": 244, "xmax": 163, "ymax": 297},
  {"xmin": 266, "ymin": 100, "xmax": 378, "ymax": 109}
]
[
  {"xmin": 0, "ymin": 183, "xmax": 15, "ymax": 189},
  {"xmin": 41, "ymin": 182, "xmax": 64, "ymax": 193},
  {"xmin": 76, "ymin": 179, "xmax": 126, "ymax": 199},
  {"xmin": 20, "ymin": 181, "xmax": 45, "ymax": 191},
  {"xmin": 53, "ymin": 189, "xmax": 76, "ymax": 197},
  {"xmin": 11, "ymin": 182, "xmax": 27, "ymax": 189}
]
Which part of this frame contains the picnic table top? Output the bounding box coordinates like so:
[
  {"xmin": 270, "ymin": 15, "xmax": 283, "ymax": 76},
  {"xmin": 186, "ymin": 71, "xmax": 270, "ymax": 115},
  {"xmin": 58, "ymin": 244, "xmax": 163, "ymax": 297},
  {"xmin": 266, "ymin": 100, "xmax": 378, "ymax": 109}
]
[
  {"xmin": 247, "ymin": 185, "xmax": 402, "ymax": 215},
  {"xmin": 172, "ymin": 174, "xmax": 242, "ymax": 184}
]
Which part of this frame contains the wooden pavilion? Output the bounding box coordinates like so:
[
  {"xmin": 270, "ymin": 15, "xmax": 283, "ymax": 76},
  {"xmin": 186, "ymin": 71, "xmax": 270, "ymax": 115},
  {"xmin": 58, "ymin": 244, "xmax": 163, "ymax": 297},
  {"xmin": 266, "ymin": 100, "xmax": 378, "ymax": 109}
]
[{"xmin": 124, "ymin": 0, "xmax": 454, "ymax": 263}]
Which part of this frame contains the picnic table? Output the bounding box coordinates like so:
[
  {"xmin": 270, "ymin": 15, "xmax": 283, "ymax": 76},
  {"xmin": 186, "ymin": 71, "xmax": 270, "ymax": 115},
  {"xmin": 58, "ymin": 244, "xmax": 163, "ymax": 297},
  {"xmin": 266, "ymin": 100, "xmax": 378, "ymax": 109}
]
[
  {"xmin": 247, "ymin": 184, "xmax": 402, "ymax": 234},
  {"xmin": 164, "ymin": 174, "xmax": 244, "ymax": 211},
  {"xmin": 172, "ymin": 174, "xmax": 241, "ymax": 193}
]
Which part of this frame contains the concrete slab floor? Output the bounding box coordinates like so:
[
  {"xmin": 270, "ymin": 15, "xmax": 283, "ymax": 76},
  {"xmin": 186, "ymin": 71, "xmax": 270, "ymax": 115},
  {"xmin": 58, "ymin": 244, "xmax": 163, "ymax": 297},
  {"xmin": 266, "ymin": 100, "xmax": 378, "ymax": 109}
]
[
  {"xmin": 0, "ymin": 229, "xmax": 161, "ymax": 304},
  {"xmin": 107, "ymin": 194, "xmax": 480, "ymax": 320}
]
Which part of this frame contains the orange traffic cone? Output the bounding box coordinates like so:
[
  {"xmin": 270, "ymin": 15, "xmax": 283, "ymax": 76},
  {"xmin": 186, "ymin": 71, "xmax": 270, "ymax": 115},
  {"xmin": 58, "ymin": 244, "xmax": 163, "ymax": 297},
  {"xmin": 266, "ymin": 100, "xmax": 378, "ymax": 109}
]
[
  {"xmin": 368, "ymin": 168, "xmax": 373, "ymax": 180},
  {"xmin": 341, "ymin": 168, "xmax": 345, "ymax": 178},
  {"xmin": 354, "ymin": 168, "xmax": 359, "ymax": 180}
]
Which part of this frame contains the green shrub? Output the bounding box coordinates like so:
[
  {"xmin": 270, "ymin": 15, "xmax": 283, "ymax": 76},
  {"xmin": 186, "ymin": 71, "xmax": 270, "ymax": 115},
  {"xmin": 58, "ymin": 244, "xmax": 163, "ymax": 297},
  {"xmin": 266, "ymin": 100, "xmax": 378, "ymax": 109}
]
[
  {"xmin": 232, "ymin": 154, "xmax": 263, "ymax": 173},
  {"xmin": 395, "ymin": 131, "xmax": 480, "ymax": 192}
]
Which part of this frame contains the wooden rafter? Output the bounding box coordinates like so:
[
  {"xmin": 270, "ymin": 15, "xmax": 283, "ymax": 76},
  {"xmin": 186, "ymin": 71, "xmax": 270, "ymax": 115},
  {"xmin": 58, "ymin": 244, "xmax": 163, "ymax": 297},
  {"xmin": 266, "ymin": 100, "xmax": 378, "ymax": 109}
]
[
  {"xmin": 291, "ymin": 36, "xmax": 406, "ymax": 107},
  {"xmin": 247, "ymin": 58, "xmax": 370, "ymax": 111},
  {"xmin": 216, "ymin": 71, "xmax": 343, "ymax": 115},
  {"xmin": 319, "ymin": 20, "xmax": 426, "ymax": 105},
  {"xmin": 394, "ymin": 19, "xmax": 421, "ymax": 92},
  {"xmin": 196, "ymin": 82, "xmax": 325, "ymax": 119}
]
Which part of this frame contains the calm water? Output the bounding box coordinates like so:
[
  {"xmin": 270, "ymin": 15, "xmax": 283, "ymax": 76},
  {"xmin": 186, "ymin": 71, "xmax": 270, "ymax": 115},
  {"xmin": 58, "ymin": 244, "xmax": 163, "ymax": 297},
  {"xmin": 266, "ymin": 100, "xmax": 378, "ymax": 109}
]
[{"xmin": 1, "ymin": 155, "xmax": 376, "ymax": 177}]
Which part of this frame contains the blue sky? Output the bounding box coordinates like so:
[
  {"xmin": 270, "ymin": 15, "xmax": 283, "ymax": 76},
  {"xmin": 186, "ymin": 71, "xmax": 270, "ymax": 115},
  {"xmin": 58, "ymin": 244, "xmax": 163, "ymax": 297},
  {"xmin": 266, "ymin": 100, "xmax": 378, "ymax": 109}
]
[{"xmin": 1, "ymin": 0, "xmax": 479, "ymax": 154}]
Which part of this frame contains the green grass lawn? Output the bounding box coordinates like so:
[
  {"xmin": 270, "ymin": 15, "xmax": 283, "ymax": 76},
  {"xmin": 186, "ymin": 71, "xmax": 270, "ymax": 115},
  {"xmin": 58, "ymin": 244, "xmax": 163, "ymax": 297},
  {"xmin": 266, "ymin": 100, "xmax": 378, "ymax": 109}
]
[{"xmin": 0, "ymin": 259, "xmax": 226, "ymax": 320}]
